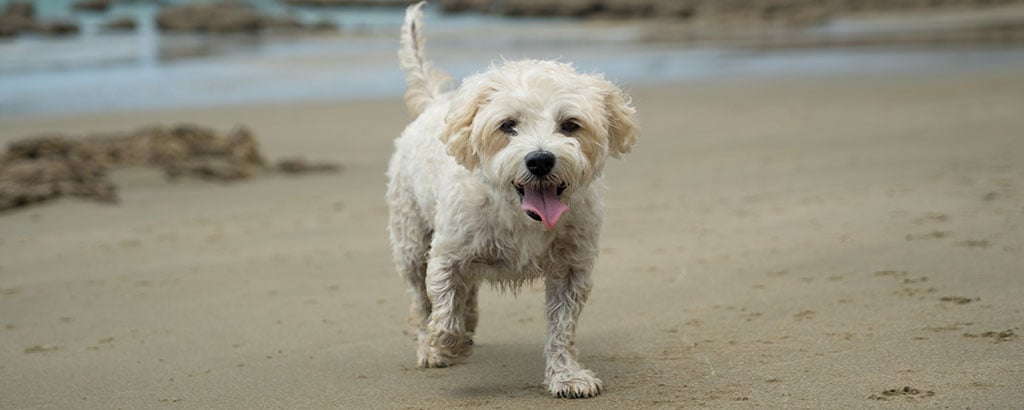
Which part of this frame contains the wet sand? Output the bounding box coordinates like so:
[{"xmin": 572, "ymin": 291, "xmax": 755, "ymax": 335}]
[{"xmin": 1, "ymin": 66, "xmax": 1022, "ymax": 407}]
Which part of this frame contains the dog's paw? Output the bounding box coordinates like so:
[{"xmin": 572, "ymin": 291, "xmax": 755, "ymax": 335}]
[
  {"xmin": 416, "ymin": 348, "xmax": 451, "ymax": 368},
  {"xmin": 548, "ymin": 369, "xmax": 603, "ymax": 399},
  {"xmin": 428, "ymin": 330, "xmax": 474, "ymax": 359}
]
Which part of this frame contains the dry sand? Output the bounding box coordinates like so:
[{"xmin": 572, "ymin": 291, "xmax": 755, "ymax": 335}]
[{"xmin": 1, "ymin": 66, "xmax": 1022, "ymax": 408}]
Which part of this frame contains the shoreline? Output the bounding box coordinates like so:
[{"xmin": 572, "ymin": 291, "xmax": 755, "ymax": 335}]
[
  {"xmin": 3, "ymin": 4, "xmax": 1024, "ymax": 117},
  {"xmin": 3, "ymin": 43, "xmax": 1024, "ymax": 119}
]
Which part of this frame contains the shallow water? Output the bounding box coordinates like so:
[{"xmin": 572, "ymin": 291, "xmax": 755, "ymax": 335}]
[{"xmin": 2, "ymin": 1, "xmax": 1024, "ymax": 117}]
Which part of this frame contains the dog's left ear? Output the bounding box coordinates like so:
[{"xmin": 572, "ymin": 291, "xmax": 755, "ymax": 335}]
[{"xmin": 597, "ymin": 80, "xmax": 639, "ymax": 158}]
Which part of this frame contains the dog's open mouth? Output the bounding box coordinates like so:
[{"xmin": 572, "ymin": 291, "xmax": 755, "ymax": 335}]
[{"xmin": 514, "ymin": 181, "xmax": 568, "ymax": 230}]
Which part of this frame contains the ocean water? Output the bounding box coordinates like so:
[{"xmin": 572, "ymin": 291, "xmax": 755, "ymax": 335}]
[{"xmin": 2, "ymin": 0, "xmax": 1023, "ymax": 117}]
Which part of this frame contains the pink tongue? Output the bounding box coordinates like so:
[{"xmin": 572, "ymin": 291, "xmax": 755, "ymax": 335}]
[{"xmin": 521, "ymin": 185, "xmax": 568, "ymax": 230}]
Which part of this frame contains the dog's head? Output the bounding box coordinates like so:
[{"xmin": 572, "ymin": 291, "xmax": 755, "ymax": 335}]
[{"xmin": 441, "ymin": 60, "xmax": 638, "ymax": 230}]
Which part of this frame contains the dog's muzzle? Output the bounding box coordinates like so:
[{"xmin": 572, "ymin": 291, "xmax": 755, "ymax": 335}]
[{"xmin": 513, "ymin": 151, "xmax": 570, "ymax": 230}]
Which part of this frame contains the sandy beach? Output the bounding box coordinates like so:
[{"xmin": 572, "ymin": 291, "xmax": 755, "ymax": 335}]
[{"xmin": 2, "ymin": 62, "xmax": 1023, "ymax": 407}]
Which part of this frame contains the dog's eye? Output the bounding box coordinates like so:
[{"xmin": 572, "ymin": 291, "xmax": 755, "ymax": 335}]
[
  {"xmin": 499, "ymin": 119, "xmax": 517, "ymax": 135},
  {"xmin": 559, "ymin": 120, "xmax": 581, "ymax": 133}
]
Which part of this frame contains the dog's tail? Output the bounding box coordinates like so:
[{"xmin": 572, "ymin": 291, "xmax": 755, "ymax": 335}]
[{"xmin": 399, "ymin": 1, "xmax": 450, "ymax": 116}]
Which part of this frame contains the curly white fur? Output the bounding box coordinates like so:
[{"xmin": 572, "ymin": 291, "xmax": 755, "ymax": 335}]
[{"xmin": 388, "ymin": 1, "xmax": 638, "ymax": 399}]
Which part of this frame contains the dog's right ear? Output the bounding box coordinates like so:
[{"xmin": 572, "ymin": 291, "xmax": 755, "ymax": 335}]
[{"xmin": 441, "ymin": 76, "xmax": 490, "ymax": 170}]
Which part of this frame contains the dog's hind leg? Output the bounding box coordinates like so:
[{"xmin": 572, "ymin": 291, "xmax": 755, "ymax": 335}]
[
  {"xmin": 463, "ymin": 282, "xmax": 479, "ymax": 335},
  {"xmin": 386, "ymin": 185, "xmax": 434, "ymax": 362}
]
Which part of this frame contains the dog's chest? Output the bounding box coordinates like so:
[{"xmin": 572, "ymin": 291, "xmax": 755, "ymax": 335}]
[{"xmin": 470, "ymin": 228, "xmax": 554, "ymax": 282}]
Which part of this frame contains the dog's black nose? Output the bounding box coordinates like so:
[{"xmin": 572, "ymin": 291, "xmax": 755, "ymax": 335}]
[{"xmin": 525, "ymin": 151, "xmax": 555, "ymax": 177}]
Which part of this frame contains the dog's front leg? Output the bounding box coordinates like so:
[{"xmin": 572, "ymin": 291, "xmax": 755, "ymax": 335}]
[
  {"xmin": 544, "ymin": 270, "xmax": 603, "ymax": 398},
  {"xmin": 419, "ymin": 256, "xmax": 474, "ymax": 368}
]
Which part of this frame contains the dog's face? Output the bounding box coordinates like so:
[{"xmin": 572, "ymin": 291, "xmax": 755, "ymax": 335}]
[{"xmin": 441, "ymin": 61, "xmax": 639, "ymax": 229}]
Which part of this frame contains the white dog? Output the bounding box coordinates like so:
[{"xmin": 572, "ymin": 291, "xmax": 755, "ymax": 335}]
[{"xmin": 387, "ymin": 2, "xmax": 638, "ymax": 398}]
